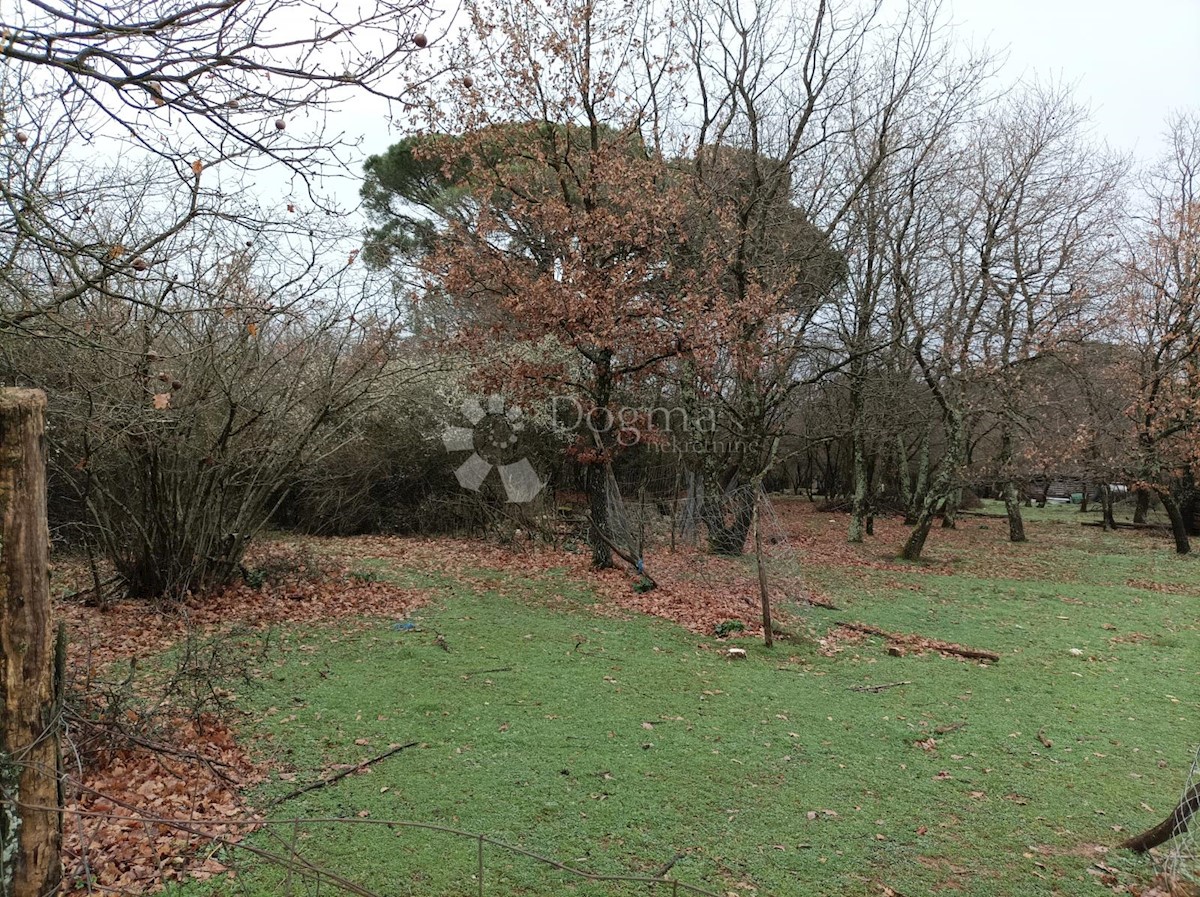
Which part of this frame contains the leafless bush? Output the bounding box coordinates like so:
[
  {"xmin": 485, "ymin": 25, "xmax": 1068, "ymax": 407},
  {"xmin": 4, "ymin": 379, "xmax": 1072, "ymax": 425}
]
[{"xmin": 0, "ymin": 207, "xmax": 426, "ymax": 600}]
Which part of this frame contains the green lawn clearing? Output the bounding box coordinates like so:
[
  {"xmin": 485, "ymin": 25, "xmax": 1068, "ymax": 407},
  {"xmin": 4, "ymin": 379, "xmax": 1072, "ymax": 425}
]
[{"xmin": 182, "ymin": 503, "xmax": 1199, "ymax": 897}]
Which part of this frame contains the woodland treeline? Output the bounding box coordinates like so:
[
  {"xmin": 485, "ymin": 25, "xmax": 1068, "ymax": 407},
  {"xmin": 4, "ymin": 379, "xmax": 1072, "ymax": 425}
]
[{"xmin": 1, "ymin": 0, "xmax": 1197, "ymax": 602}]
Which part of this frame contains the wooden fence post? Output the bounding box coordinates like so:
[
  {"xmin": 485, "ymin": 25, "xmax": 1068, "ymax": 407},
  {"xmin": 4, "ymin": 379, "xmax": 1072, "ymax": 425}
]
[
  {"xmin": 0, "ymin": 389, "xmax": 61, "ymax": 897},
  {"xmin": 752, "ymin": 487, "xmax": 773, "ymax": 649}
]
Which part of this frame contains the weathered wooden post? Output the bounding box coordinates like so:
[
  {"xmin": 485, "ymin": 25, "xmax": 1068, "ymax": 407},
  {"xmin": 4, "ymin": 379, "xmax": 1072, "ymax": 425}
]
[
  {"xmin": 0, "ymin": 389, "xmax": 61, "ymax": 897},
  {"xmin": 752, "ymin": 487, "xmax": 773, "ymax": 649}
]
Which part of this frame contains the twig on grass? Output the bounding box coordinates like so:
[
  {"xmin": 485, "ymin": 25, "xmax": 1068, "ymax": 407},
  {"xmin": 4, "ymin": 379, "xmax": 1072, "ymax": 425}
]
[
  {"xmin": 652, "ymin": 852, "xmax": 683, "ymax": 878},
  {"xmin": 269, "ymin": 741, "xmax": 419, "ymax": 808},
  {"xmin": 848, "ymin": 680, "xmax": 912, "ymax": 693}
]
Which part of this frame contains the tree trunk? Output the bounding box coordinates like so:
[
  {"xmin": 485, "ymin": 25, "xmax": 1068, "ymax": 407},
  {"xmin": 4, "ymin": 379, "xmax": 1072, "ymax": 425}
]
[
  {"xmin": 905, "ymin": 432, "xmax": 931, "ymax": 526},
  {"xmin": 995, "ymin": 424, "xmax": 1025, "ymax": 542},
  {"xmin": 902, "ymin": 415, "xmax": 962, "ymax": 561},
  {"xmin": 0, "ymin": 389, "xmax": 62, "ymax": 897},
  {"xmin": 848, "ymin": 432, "xmax": 868, "ymax": 543},
  {"xmin": 902, "ymin": 496, "xmax": 939, "ymax": 561},
  {"xmin": 1079, "ymin": 483, "xmax": 1089, "ymax": 513},
  {"xmin": 702, "ymin": 485, "xmax": 755, "ymax": 556},
  {"xmin": 1002, "ymin": 480, "xmax": 1026, "ymax": 542},
  {"xmin": 1101, "ymin": 484, "xmax": 1117, "ymax": 531},
  {"xmin": 821, "ymin": 444, "xmax": 836, "ymax": 499},
  {"xmin": 904, "ymin": 474, "xmax": 954, "ymax": 561},
  {"xmin": 1158, "ymin": 489, "xmax": 1191, "ymax": 555},
  {"xmin": 895, "ymin": 434, "xmax": 913, "ymax": 513},
  {"xmin": 1133, "ymin": 488, "xmax": 1150, "ymax": 524},
  {"xmin": 941, "ymin": 488, "xmax": 960, "ymax": 529},
  {"xmin": 586, "ymin": 461, "xmax": 613, "ymax": 568}
]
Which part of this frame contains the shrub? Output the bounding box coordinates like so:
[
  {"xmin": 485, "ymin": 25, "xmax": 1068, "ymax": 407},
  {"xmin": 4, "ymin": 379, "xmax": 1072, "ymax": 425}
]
[{"xmin": 2, "ymin": 249, "xmax": 405, "ymax": 602}]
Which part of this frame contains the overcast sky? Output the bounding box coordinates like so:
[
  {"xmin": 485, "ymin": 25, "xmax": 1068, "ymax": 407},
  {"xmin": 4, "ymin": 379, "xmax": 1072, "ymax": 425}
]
[
  {"xmin": 291, "ymin": 0, "xmax": 1200, "ymax": 216},
  {"xmin": 948, "ymin": 0, "xmax": 1199, "ymax": 159}
]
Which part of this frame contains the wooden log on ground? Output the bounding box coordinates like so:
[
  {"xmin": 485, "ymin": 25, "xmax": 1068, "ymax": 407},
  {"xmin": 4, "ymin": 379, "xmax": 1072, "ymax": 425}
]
[
  {"xmin": 0, "ymin": 389, "xmax": 61, "ymax": 897},
  {"xmin": 836, "ymin": 620, "xmax": 1001, "ymax": 663},
  {"xmin": 1121, "ymin": 784, "xmax": 1200, "ymax": 854}
]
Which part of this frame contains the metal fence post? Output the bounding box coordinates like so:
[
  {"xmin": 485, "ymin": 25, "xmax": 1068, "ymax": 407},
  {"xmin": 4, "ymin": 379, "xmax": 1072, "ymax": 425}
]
[{"xmin": 477, "ymin": 834, "xmax": 484, "ymax": 897}]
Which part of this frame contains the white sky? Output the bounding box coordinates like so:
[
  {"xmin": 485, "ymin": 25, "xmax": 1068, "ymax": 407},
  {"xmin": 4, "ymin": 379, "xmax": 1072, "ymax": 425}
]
[
  {"xmin": 283, "ymin": 0, "xmax": 1200, "ymax": 216},
  {"xmin": 948, "ymin": 0, "xmax": 1200, "ymax": 160}
]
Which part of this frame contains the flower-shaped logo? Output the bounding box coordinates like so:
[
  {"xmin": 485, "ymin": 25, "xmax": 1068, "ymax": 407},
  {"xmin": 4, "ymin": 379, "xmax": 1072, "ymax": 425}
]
[{"xmin": 441, "ymin": 395, "xmax": 545, "ymax": 503}]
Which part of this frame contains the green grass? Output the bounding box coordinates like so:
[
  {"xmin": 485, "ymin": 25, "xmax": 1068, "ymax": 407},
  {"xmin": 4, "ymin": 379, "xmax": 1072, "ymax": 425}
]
[{"xmin": 184, "ymin": 511, "xmax": 1200, "ymax": 897}]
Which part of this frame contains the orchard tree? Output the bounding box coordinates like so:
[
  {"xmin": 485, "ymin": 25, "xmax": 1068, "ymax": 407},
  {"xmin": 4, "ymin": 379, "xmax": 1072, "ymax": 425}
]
[
  {"xmin": 675, "ymin": 0, "xmax": 992, "ymax": 555},
  {"xmin": 966, "ymin": 86, "xmax": 1123, "ymax": 544},
  {"xmin": 673, "ymin": 143, "xmax": 844, "ymax": 553},
  {"xmin": 834, "ymin": 45, "xmax": 994, "ymax": 543},
  {"xmin": 383, "ymin": 0, "xmax": 706, "ymax": 569},
  {"xmin": 1109, "ymin": 113, "xmax": 1200, "ymax": 553},
  {"xmin": 893, "ymin": 86, "xmax": 1122, "ymax": 560}
]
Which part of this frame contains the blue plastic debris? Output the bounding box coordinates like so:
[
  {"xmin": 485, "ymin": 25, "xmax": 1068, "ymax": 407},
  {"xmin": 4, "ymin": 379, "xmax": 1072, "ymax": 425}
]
[{"xmin": 391, "ymin": 620, "xmax": 417, "ymax": 632}]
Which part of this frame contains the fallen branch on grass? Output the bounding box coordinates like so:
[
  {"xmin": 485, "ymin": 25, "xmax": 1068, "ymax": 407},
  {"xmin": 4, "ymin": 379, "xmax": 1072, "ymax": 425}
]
[
  {"xmin": 1120, "ymin": 784, "xmax": 1200, "ymax": 854},
  {"xmin": 59, "ymin": 574, "xmax": 122, "ymax": 604},
  {"xmin": 1080, "ymin": 521, "xmax": 1166, "ymax": 530},
  {"xmin": 797, "ymin": 593, "xmax": 841, "ymax": 611},
  {"xmin": 848, "ymin": 680, "xmax": 911, "ymax": 693},
  {"xmin": 269, "ymin": 741, "xmax": 419, "ymax": 807},
  {"xmin": 836, "ymin": 621, "xmax": 1001, "ymax": 663}
]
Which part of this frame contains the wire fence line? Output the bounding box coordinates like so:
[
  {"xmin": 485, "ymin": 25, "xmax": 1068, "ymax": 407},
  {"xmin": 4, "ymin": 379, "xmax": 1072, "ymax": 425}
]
[{"xmin": 9, "ymin": 787, "xmax": 730, "ymax": 897}]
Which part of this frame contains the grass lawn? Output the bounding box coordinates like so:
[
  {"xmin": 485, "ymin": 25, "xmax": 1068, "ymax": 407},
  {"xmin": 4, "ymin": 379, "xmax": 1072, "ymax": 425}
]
[{"xmin": 184, "ymin": 500, "xmax": 1199, "ymax": 897}]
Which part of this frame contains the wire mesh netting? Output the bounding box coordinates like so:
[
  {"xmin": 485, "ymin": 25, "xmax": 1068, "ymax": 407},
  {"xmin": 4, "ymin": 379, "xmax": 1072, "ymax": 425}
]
[
  {"xmin": 1163, "ymin": 743, "xmax": 1200, "ymax": 882},
  {"xmin": 596, "ymin": 462, "xmax": 821, "ymax": 633}
]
